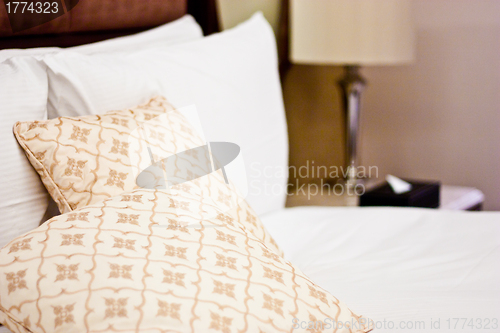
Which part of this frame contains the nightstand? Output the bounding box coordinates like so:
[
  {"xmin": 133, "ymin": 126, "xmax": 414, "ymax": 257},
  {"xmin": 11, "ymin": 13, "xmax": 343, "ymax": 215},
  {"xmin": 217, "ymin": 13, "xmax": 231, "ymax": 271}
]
[
  {"xmin": 439, "ymin": 185, "xmax": 484, "ymax": 211},
  {"xmin": 286, "ymin": 184, "xmax": 484, "ymax": 211}
]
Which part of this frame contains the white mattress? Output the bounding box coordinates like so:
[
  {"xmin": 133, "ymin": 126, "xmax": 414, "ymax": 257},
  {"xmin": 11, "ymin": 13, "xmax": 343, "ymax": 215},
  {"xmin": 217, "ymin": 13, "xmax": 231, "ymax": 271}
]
[{"xmin": 261, "ymin": 206, "xmax": 500, "ymax": 332}]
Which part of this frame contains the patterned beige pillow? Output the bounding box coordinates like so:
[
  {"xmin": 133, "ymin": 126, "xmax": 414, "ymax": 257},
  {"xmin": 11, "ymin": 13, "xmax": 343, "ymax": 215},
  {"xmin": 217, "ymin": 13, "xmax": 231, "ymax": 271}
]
[
  {"xmin": 14, "ymin": 96, "xmax": 196, "ymax": 213},
  {"xmin": 13, "ymin": 96, "xmax": 281, "ymax": 255},
  {"xmin": 0, "ymin": 189, "xmax": 372, "ymax": 333}
]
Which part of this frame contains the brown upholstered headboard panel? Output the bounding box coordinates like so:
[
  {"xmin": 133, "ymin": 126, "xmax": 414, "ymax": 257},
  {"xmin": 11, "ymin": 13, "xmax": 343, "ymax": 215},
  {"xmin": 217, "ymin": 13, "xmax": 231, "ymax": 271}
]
[{"xmin": 0, "ymin": 0, "xmax": 218, "ymax": 49}]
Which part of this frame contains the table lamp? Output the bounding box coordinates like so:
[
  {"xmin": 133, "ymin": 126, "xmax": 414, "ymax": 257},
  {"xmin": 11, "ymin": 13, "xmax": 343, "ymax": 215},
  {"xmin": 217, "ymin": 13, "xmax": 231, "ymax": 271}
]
[{"xmin": 290, "ymin": 0, "xmax": 415, "ymax": 187}]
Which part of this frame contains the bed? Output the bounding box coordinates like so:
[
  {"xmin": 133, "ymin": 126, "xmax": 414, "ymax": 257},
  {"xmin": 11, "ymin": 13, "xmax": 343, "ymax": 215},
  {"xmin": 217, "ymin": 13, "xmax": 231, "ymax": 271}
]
[
  {"xmin": 0, "ymin": 1, "xmax": 499, "ymax": 332},
  {"xmin": 262, "ymin": 207, "xmax": 500, "ymax": 332}
]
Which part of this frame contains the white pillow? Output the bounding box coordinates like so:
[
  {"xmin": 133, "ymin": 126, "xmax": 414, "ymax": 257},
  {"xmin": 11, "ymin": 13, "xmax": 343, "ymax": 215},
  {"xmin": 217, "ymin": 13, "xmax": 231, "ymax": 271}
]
[
  {"xmin": 0, "ymin": 15, "xmax": 204, "ymax": 248},
  {"xmin": 0, "ymin": 57, "xmax": 50, "ymax": 248},
  {"xmin": 43, "ymin": 13, "xmax": 289, "ymax": 217},
  {"xmin": 69, "ymin": 15, "xmax": 203, "ymax": 54},
  {"xmin": 0, "ymin": 15, "xmax": 202, "ymax": 61}
]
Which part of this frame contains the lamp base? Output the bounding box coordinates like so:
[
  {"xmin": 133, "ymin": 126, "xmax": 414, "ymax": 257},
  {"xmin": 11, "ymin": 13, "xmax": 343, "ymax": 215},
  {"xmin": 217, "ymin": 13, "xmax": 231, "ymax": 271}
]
[
  {"xmin": 324, "ymin": 175, "xmax": 367, "ymax": 191},
  {"xmin": 324, "ymin": 176, "xmax": 382, "ymax": 199},
  {"xmin": 338, "ymin": 65, "xmax": 366, "ymax": 185}
]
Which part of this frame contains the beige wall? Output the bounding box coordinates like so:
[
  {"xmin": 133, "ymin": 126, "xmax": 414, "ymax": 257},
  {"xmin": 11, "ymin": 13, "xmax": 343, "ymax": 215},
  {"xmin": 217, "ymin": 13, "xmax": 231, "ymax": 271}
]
[
  {"xmin": 361, "ymin": 0, "xmax": 500, "ymax": 211},
  {"xmin": 216, "ymin": 0, "xmax": 281, "ymax": 34},
  {"xmin": 218, "ymin": 0, "xmax": 500, "ymax": 211}
]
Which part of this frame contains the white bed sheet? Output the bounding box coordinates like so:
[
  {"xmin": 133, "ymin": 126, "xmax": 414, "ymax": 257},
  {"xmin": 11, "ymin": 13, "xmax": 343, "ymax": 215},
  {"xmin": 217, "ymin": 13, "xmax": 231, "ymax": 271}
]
[{"xmin": 261, "ymin": 206, "xmax": 500, "ymax": 332}]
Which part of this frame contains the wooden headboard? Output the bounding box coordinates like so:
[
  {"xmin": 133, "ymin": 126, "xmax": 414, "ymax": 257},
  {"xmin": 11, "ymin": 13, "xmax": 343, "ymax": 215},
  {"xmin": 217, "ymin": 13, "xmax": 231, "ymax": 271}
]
[
  {"xmin": 0, "ymin": 0, "xmax": 290, "ymax": 80},
  {"xmin": 0, "ymin": 0, "xmax": 219, "ymax": 49}
]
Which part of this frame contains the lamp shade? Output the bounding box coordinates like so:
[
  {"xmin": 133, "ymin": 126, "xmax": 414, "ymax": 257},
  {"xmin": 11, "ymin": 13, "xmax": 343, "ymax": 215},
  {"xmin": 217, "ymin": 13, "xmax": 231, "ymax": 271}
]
[{"xmin": 290, "ymin": 0, "xmax": 415, "ymax": 65}]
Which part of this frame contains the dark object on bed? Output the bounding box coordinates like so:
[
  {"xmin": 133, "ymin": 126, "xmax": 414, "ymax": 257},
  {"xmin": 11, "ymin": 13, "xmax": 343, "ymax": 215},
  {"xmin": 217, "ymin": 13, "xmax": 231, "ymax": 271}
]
[
  {"xmin": 0, "ymin": 0, "xmax": 219, "ymax": 49},
  {"xmin": 360, "ymin": 180, "xmax": 440, "ymax": 208}
]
